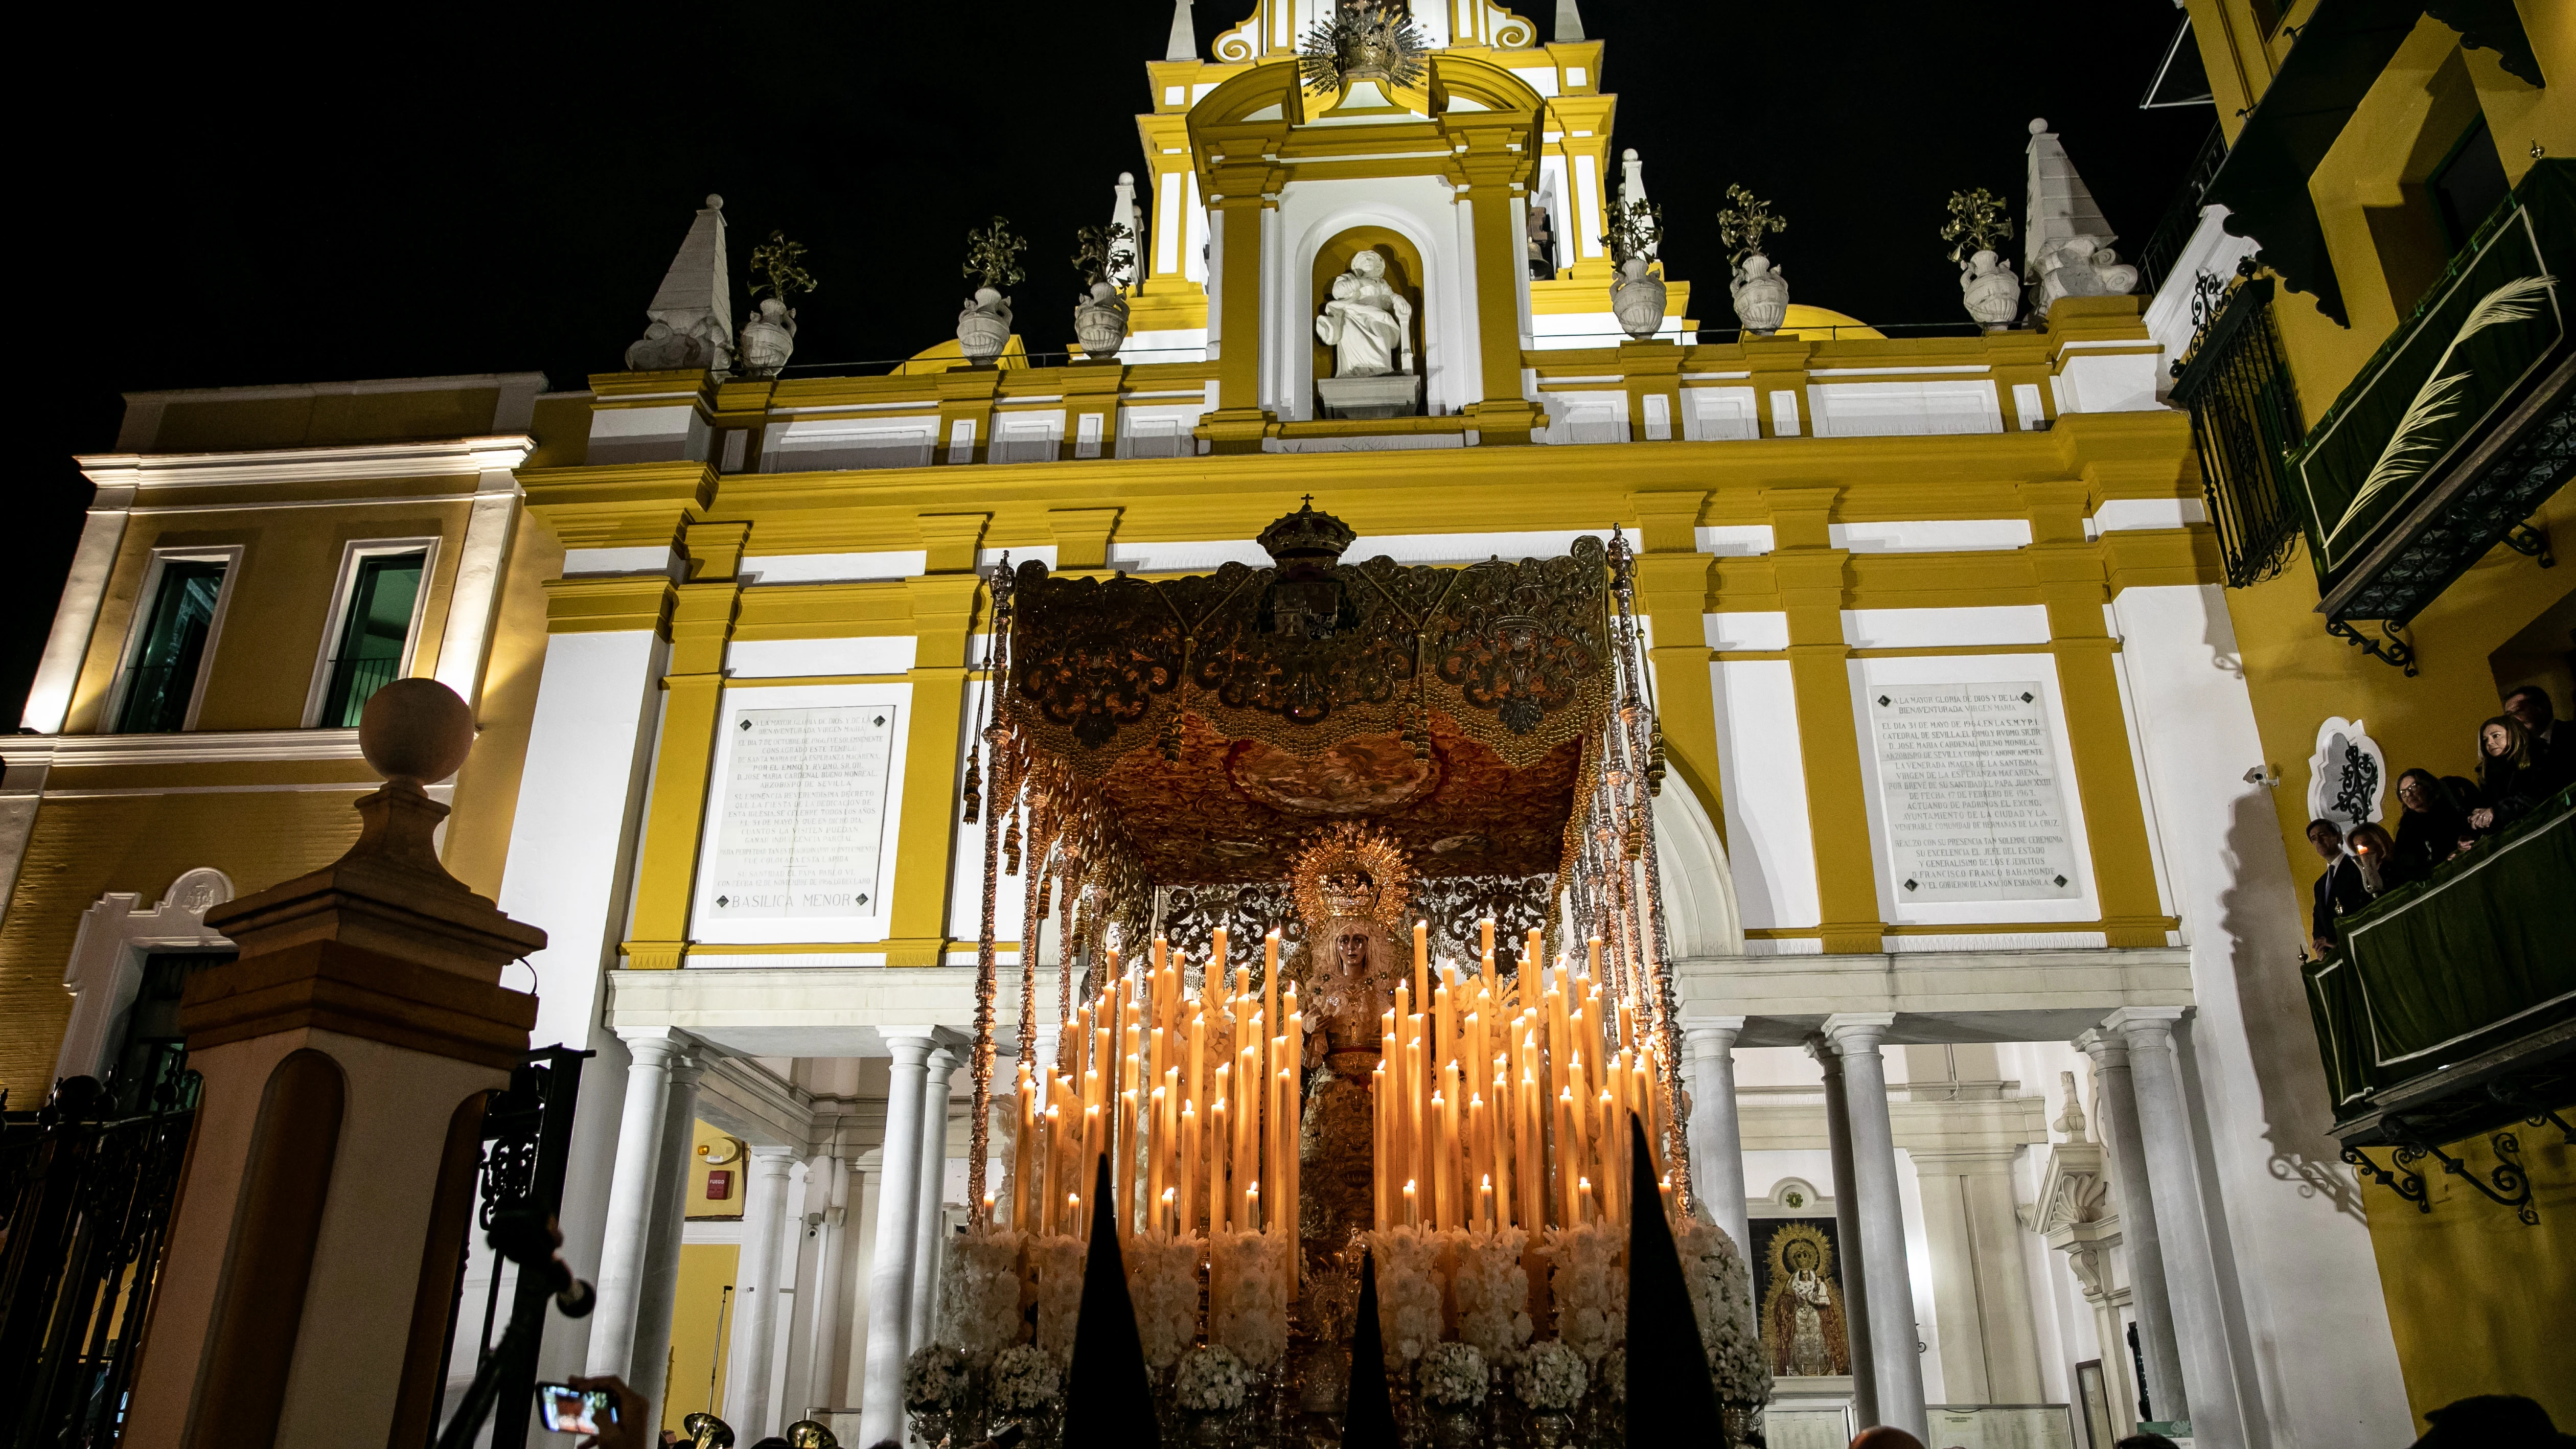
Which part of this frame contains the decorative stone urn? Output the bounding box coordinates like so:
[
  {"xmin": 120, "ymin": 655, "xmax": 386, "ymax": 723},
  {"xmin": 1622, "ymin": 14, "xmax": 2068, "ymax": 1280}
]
[
  {"xmin": 958, "ymin": 286, "xmax": 1014, "ymax": 363},
  {"xmin": 1073, "ymin": 282, "xmax": 1130, "ymax": 360},
  {"xmin": 2032, "ymin": 236, "xmax": 2141, "ymax": 319},
  {"xmin": 1730, "ymin": 254, "xmax": 1790, "ymax": 335},
  {"xmin": 1960, "ymin": 249, "xmax": 2021, "ymax": 330},
  {"xmin": 738, "ymin": 296, "xmax": 798, "ymax": 377},
  {"xmin": 1610, "ymin": 255, "xmax": 1668, "ymax": 339}
]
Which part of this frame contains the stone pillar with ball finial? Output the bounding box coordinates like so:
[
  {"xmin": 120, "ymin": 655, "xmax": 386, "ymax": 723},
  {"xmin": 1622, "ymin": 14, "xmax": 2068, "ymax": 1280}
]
[{"xmin": 123, "ymin": 678, "xmax": 548, "ymax": 1449}]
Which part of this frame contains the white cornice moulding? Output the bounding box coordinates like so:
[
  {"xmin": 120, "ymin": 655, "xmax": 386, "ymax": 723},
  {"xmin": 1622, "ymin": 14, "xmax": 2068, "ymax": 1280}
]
[
  {"xmin": 33, "ymin": 728, "xmax": 370, "ymax": 768},
  {"xmin": 76, "ymin": 435, "xmax": 537, "ymax": 491}
]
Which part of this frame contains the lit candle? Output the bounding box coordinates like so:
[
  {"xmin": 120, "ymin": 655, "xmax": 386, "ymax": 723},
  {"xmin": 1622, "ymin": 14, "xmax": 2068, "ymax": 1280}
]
[
  {"xmin": 1373, "ymin": 1062, "xmax": 1391, "ymax": 1230},
  {"xmin": 1480, "ymin": 917, "xmax": 1494, "ymax": 960},
  {"xmin": 1070, "ymin": 1192, "xmax": 1083, "ymax": 1240},
  {"xmin": 1210, "ymin": 1082, "xmax": 1230, "ymax": 1234},
  {"xmin": 1578, "ymin": 1175, "xmax": 1594, "ymax": 1224},
  {"xmin": 1212, "ymin": 925, "xmax": 1228, "ymax": 982},
  {"xmin": 1147, "ymin": 1083, "xmax": 1168, "ymax": 1221},
  {"xmin": 1480, "ymin": 1174, "xmax": 1495, "ymax": 1234},
  {"xmin": 1179, "ymin": 1101, "xmax": 1199, "ymax": 1237},
  {"xmin": 1557, "ymin": 1088, "xmax": 1582, "ymax": 1226},
  {"xmin": 1042, "ymin": 1102, "xmax": 1063, "ymax": 1235},
  {"xmin": 1403, "ymin": 1177, "xmax": 1418, "ymax": 1228},
  {"xmin": 1413, "ymin": 920, "xmax": 1429, "ymax": 1007},
  {"xmin": 1430, "ymin": 1089, "xmax": 1448, "ymax": 1230},
  {"xmin": 1164, "ymin": 1185, "xmax": 1179, "ymax": 1237},
  {"xmin": 1120, "ymin": 1086, "xmax": 1139, "ymax": 1236}
]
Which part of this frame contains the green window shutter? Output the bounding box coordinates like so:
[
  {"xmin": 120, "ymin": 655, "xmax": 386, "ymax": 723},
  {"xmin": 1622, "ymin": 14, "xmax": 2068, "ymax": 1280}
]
[
  {"xmin": 321, "ymin": 552, "xmax": 426, "ymax": 728},
  {"xmin": 116, "ymin": 560, "xmax": 227, "ymax": 734}
]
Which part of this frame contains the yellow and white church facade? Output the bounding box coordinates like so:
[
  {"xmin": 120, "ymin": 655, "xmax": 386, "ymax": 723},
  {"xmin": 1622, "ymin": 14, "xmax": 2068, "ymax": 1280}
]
[{"xmin": 6, "ymin": 4, "xmax": 2562, "ymax": 1447}]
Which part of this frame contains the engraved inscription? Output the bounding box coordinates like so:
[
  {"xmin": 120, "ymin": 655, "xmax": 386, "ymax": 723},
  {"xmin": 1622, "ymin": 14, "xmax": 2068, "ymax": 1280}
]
[
  {"xmin": 1867, "ymin": 683, "xmax": 2081, "ymax": 902},
  {"xmin": 704, "ymin": 705, "xmax": 896, "ymax": 919}
]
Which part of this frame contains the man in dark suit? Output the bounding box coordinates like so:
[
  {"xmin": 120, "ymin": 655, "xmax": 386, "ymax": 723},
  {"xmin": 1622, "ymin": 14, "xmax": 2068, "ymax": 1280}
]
[
  {"xmin": 2505, "ymin": 685, "xmax": 2567, "ymax": 791},
  {"xmin": 2307, "ymin": 817, "xmax": 2371, "ymax": 958}
]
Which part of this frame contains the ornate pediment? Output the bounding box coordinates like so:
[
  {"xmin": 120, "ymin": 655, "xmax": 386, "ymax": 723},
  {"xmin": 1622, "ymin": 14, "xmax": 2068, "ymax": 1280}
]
[{"xmin": 2030, "ymin": 1140, "xmax": 2113, "ymax": 1238}]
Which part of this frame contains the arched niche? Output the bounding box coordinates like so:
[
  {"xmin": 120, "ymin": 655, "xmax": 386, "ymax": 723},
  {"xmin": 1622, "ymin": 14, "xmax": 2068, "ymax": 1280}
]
[{"xmin": 1310, "ymin": 226, "xmax": 1428, "ymax": 404}]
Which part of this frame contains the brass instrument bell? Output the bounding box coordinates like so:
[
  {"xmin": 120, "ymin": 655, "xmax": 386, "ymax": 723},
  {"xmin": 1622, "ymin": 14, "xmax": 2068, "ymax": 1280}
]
[
  {"xmin": 682, "ymin": 1411, "xmax": 735, "ymax": 1449},
  {"xmin": 784, "ymin": 1420, "xmax": 839, "ymax": 1449}
]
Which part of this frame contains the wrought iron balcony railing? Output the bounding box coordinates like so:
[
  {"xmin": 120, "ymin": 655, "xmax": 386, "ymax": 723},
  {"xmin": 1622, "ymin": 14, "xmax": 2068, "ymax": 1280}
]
[
  {"xmin": 2136, "ymin": 123, "xmax": 2229, "ymax": 298},
  {"xmin": 2169, "ymin": 264, "xmax": 2305, "ymax": 589}
]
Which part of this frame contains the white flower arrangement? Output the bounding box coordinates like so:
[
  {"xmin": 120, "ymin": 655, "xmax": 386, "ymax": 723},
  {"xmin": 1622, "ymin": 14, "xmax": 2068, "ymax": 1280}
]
[
  {"xmin": 1210, "ymin": 1230, "xmax": 1290, "ymax": 1369},
  {"xmin": 1175, "ymin": 1344, "xmax": 1255, "ymax": 1412},
  {"xmin": 1673, "ymin": 1214, "xmax": 1772, "ymax": 1406},
  {"xmin": 1449, "ymin": 1226, "xmax": 1533, "ymax": 1363},
  {"xmin": 1125, "ymin": 1231, "xmax": 1205, "ymax": 1368},
  {"xmin": 1601, "ymin": 1346, "xmax": 1626, "ymax": 1404},
  {"xmin": 988, "ymin": 1343, "xmax": 1062, "ymax": 1416},
  {"xmin": 1027, "ymin": 1234, "xmax": 1086, "ymax": 1362},
  {"xmin": 1543, "ymin": 1222, "xmax": 1626, "ymax": 1364},
  {"xmin": 1417, "ymin": 1341, "xmax": 1489, "ymax": 1410},
  {"xmin": 1366, "ymin": 1226, "xmax": 1444, "ymax": 1364},
  {"xmin": 1513, "ymin": 1340, "xmax": 1587, "ymax": 1412},
  {"xmin": 904, "ymin": 1343, "xmax": 970, "ymax": 1412},
  {"xmin": 937, "ymin": 1227, "xmax": 1027, "ymax": 1364}
]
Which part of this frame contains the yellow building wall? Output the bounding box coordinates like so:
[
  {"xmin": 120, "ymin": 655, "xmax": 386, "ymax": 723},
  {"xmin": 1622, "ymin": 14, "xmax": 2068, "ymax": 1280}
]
[
  {"xmin": 2356, "ymin": 1120, "xmax": 2576, "ymax": 1431},
  {"xmin": 0, "ymin": 788, "xmax": 364, "ymax": 1098},
  {"xmin": 442, "ymin": 518, "xmax": 567, "ymax": 899}
]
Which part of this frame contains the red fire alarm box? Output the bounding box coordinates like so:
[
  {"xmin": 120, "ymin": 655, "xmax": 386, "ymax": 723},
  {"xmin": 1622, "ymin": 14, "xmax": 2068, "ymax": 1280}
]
[{"xmin": 705, "ymin": 1169, "xmax": 732, "ymax": 1201}]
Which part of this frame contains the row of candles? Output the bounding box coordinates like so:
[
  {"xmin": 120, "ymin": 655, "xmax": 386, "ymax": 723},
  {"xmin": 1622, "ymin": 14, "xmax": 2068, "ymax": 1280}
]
[
  {"xmin": 1001, "ymin": 918, "xmax": 1675, "ymax": 1270},
  {"xmin": 1375, "ymin": 922, "xmax": 1669, "ymax": 1236}
]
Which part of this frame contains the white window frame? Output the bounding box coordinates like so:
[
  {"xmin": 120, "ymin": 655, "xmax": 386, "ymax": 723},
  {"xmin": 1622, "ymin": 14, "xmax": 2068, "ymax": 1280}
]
[
  {"xmin": 302, "ymin": 537, "xmax": 441, "ymax": 728},
  {"xmin": 104, "ymin": 545, "xmax": 244, "ymax": 735}
]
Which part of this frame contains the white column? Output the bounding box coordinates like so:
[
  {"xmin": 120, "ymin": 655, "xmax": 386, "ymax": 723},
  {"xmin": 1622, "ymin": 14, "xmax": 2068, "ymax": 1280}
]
[
  {"xmin": 842, "ymin": 1153, "xmax": 884, "ymax": 1412},
  {"xmin": 630, "ymin": 1051, "xmax": 705, "ymax": 1417},
  {"xmin": 798, "ymin": 1155, "xmax": 850, "ymax": 1424},
  {"xmin": 859, "ymin": 1031, "xmax": 937, "ymax": 1448},
  {"xmin": 2076, "ymin": 1027, "xmax": 2184, "ymax": 1424},
  {"xmin": 1824, "ymin": 1014, "xmax": 1926, "ymax": 1437},
  {"xmin": 2110, "ymin": 1009, "xmax": 2246, "ymax": 1448},
  {"xmin": 1685, "ymin": 1020, "xmax": 1751, "ymax": 1255},
  {"xmin": 588, "ymin": 1030, "xmax": 683, "ymax": 1377},
  {"xmin": 1808, "ymin": 1033, "xmax": 1876, "ymax": 1428},
  {"xmin": 728, "ymin": 1144, "xmax": 799, "ymax": 1437},
  {"xmin": 909, "ymin": 1046, "xmax": 958, "ymax": 1352}
]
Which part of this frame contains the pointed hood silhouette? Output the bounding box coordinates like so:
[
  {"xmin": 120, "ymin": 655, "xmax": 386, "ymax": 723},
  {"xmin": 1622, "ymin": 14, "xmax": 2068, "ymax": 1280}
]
[
  {"xmin": 1623, "ymin": 1112, "xmax": 1721, "ymax": 1440},
  {"xmin": 1061, "ymin": 1153, "xmax": 1160, "ymax": 1448},
  {"xmin": 1342, "ymin": 1248, "xmax": 1400, "ymax": 1449}
]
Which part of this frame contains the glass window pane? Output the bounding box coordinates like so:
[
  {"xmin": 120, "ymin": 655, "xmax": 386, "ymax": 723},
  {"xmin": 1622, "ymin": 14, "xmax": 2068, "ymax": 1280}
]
[
  {"xmin": 116, "ymin": 560, "xmax": 226, "ymax": 734},
  {"xmin": 323, "ymin": 551, "xmax": 425, "ymax": 727}
]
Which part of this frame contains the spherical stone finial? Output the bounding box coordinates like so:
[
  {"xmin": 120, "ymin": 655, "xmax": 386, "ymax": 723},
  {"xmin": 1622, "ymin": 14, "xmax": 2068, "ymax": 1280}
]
[
  {"xmin": 360, "ymin": 678, "xmax": 475, "ymax": 787},
  {"xmin": 706, "ymin": 193, "xmax": 725, "ymax": 210},
  {"xmin": 1623, "ymin": 147, "xmax": 1638, "ymax": 160},
  {"xmin": 1119, "ymin": 171, "xmax": 1135, "ymax": 184},
  {"xmin": 2029, "ymin": 118, "xmax": 2048, "ymax": 135}
]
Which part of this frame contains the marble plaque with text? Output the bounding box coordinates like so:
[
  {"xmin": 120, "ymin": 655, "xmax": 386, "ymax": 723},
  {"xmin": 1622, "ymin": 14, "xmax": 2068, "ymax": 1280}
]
[
  {"xmin": 1865, "ymin": 682, "xmax": 2081, "ymax": 902},
  {"xmin": 703, "ymin": 705, "xmax": 896, "ymax": 920}
]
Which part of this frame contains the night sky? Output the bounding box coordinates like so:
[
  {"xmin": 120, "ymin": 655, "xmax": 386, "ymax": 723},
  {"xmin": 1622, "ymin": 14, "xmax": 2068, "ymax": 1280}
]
[{"xmin": 12, "ymin": 2, "xmax": 2212, "ymax": 725}]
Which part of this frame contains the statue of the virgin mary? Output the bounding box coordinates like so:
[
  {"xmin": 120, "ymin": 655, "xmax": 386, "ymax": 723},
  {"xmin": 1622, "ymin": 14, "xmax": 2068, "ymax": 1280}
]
[{"xmin": 1286, "ymin": 823, "xmax": 1411, "ymax": 1292}]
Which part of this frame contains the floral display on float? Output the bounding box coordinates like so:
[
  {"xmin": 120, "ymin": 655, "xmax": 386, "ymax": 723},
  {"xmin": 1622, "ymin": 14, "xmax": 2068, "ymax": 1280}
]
[
  {"xmin": 1211, "ymin": 1231, "xmax": 1292, "ymax": 1369},
  {"xmin": 1418, "ymin": 1342, "xmax": 1490, "ymax": 1410},
  {"xmin": 1515, "ymin": 1341, "xmax": 1587, "ymax": 1412},
  {"xmin": 1129, "ymin": 1230, "xmax": 1206, "ymax": 1368},
  {"xmin": 989, "ymin": 1343, "xmax": 1062, "ymax": 1419},
  {"xmin": 1547, "ymin": 1221, "xmax": 1627, "ymax": 1364},
  {"xmin": 1177, "ymin": 1344, "xmax": 1257, "ymax": 1412}
]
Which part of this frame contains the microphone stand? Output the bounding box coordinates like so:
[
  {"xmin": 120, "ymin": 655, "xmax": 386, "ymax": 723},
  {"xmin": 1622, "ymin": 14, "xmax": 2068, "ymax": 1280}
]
[{"xmin": 436, "ymin": 1211, "xmax": 595, "ymax": 1449}]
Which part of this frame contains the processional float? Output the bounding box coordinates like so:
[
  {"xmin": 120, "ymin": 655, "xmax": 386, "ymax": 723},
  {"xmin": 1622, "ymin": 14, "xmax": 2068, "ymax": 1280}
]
[{"xmin": 916, "ymin": 502, "xmax": 1770, "ymax": 1445}]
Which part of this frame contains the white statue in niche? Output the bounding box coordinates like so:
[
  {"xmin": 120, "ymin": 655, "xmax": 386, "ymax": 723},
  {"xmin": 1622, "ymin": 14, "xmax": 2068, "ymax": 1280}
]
[{"xmin": 1315, "ymin": 249, "xmax": 1413, "ymax": 378}]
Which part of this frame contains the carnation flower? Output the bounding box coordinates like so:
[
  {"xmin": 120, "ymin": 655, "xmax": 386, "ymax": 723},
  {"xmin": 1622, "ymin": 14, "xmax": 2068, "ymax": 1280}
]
[
  {"xmin": 1450, "ymin": 1227, "xmax": 1533, "ymax": 1363},
  {"xmin": 1544, "ymin": 1222, "xmax": 1626, "ymax": 1364},
  {"xmin": 1513, "ymin": 1340, "xmax": 1586, "ymax": 1412},
  {"xmin": 1211, "ymin": 1231, "xmax": 1290, "ymax": 1369},
  {"xmin": 1176, "ymin": 1344, "xmax": 1254, "ymax": 1412},
  {"xmin": 1417, "ymin": 1341, "xmax": 1488, "ymax": 1409},
  {"xmin": 1673, "ymin": 1214, "xmax": 1772, "ymax": 1406},
  {"xmin": 1125, "ymin": 1231, "xmax": 1205, "ymax": 1368},
  {"xmin": 903, "ymin": 1343, "xmax": 970, "ymax": 1411},
  {"xmin": 1367, "ymin": 1226, "xmax": 1444, "ymax": 1364},
  {"xmin": 1027, "ymin": 1234, "xmax": 1086, "ymax": 1361},
  {"xmin": 989, "ymin": 1343, "xmax": 1062, "ymax": 1416},
  {"xmin": 936, "ymin": 1227, "xmax": 1026, "ymax": 1365}
]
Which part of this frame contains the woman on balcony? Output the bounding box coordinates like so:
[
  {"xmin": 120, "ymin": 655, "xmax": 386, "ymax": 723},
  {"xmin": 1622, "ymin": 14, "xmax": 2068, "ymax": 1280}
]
[
  {"xmin": 2467, "ymin": 716, "xmax": 2547, "ymax": 834},
  {"xmin": 2389, "ymin": 769, "xmax": 2469, "ymax": 883}
]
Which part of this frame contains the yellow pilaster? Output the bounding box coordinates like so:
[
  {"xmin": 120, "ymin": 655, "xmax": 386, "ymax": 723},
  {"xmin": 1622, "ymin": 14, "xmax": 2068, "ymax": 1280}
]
[
  {"xmin": 623, "ymin": 520, "xmax": 749, "ymax": 970},
  {"xmin": 1628, "ymin": 491, "xmax": 1723, "ymax": 841},
  {"xmin": 1201, "ymin": 193, "xmax": 1273, "ymax": 452},
  {"xmin": 885, "ymin": 517, "xmax": 990, "ymax": 965},
  {"xmin": 1461, "ymin": 166, "xmax": 1542, "ymax": 443},
  {"xmin": 2020, "ymin": 484, "xmax": 2169, "ymax": 947},
  {"xmin": 1768, "ymin": 487, "xmax": 1882, "ymax": 954}
]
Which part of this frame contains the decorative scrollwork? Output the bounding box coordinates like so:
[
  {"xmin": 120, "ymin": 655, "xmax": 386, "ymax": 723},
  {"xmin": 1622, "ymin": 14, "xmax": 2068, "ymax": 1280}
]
[
  {"xmin": 2343, "ymin": 1142, "xmax": 2430, "ymax": 1213},
  {"xmin": 1004, "ymin": 519, "xmax": 1611, "ymax": 775},
  {"xmin": 1413, "ymin": 873, "xmax": 1554, "ymax": 976}
]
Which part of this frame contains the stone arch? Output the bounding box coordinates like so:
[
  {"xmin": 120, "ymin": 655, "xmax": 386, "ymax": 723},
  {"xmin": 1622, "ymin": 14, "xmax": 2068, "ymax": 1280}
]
[
  {"xmin": 1309, "ymin": 225, "xmax": 1428, "ymax": 404},
  {"xmin": 1286, "ymin": 201, "xmax": 1461, "ymax": 418},
  {"xmin": 1655, "ymin": 770, "xmax": 1747, "ymax": 958}
]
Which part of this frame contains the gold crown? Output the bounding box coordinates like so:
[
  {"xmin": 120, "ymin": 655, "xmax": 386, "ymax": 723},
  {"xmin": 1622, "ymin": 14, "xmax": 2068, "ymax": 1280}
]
[{"xmin": 1291, "ymin": 822, "xmax": 1411, "ymax": 930}]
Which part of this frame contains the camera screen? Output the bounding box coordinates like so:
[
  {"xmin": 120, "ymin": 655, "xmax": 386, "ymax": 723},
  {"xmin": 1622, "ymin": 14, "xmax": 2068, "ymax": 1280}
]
[{"xmin": 536, "ymin": 1384, "xmax": 612, "ymax": 1435}]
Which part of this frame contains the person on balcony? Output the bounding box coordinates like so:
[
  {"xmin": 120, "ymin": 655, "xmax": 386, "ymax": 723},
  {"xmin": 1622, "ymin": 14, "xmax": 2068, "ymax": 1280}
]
[
  {"xmin": 2504, "ymin": 685, "xmax": 2568, "ymax": 790},
  {"xmin": 2306, "ymin": 817, "xmax": 2371, "ymax": 958},
  {"xmin": 2390, "ymin": 769, "xmax": 2470, "ymax": 882},
  {"xmin": 2467, "ymin": 715, "xmax": 2548, "ymax": 833},
  {"xmin": 2346, "ymin": 820, "xmax": 2400, "ymax": 896}
]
